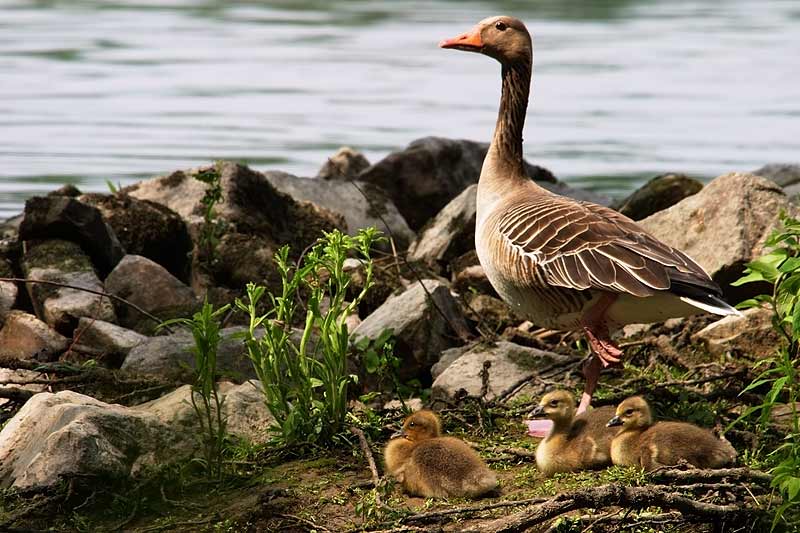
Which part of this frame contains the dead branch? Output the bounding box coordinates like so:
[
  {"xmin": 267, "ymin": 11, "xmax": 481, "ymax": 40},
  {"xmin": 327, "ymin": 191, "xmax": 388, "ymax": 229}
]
[
  {"xmin": 350, "ymin": 425, "xmax": 390, "ymax": 512},
  {"xmin": 400, "ymin": 496, "xmax": 551, "ymax": 524},
  {"xmin": 0, "ymin": 277, "xmax": 164, "ymax": 326},
  {"xmin": 649, "ymin": 467, "xmax": 773, "ymax": 484},
  {"xmin": 470, "ymin": 483, "xmax": 747, "ymax": 533}
]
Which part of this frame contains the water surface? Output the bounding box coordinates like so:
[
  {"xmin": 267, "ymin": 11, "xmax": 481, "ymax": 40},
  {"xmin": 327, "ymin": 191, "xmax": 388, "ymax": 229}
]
[{"xmin": 1, "ymin": 0, "xmax": 798, "ymax": 218}]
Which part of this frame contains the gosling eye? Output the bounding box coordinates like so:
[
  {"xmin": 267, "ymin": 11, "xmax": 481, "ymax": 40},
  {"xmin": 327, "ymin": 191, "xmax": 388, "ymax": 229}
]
[
  {"xmin": 495, "ymin": 21, "xmax": 507, "ymax": 31},
  {"xmin": 408, "ymin": 421, "xmax": 415, "ymax": 427},
  {"xmin": 549, "ymin": 400, "xmax": 559, "ymax": 407},
  {"xmin": 624, "ymin": 409, "xmax": 634, "ymax": 416}
]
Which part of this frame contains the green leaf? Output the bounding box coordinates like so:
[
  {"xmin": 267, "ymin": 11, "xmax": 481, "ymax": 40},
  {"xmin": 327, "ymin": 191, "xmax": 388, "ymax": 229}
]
[
  {"xmin": 730, "ymin": 271, "xmax": 765, "ymax": 286},
  {"xmin": 778, "ymin": 256, "xmax": 800, "ymax": 273},
  {"xmin": 785, "ymin": 477, "xmax": 800, "ymax": 502}
]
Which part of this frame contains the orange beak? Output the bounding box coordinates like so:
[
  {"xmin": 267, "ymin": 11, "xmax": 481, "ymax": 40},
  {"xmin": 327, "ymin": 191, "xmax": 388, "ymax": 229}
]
[{"xmin": 439, "ymin": 27, "xmax": 483, "ymax": 51}]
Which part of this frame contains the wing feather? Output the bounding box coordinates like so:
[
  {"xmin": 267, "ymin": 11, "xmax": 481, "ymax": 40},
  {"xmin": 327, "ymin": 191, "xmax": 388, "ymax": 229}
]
[{"xmin": 497, "ymin": 194, "xmax": 719, "ymax": 298}]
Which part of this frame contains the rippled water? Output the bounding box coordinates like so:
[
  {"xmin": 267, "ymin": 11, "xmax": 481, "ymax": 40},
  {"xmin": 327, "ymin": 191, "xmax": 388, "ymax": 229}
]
[{"xmin": 1, "ymin": 0, "xmax": 798, "ymax": 218}]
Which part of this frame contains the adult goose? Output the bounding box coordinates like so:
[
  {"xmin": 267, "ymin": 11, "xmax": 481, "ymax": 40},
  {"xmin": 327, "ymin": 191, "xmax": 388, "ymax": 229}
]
[{"xmin": 439, "ymin": 16, "xmax": 739, "ymax": 423}]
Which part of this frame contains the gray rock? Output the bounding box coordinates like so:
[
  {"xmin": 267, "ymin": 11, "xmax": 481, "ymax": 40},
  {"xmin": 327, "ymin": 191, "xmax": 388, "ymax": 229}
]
[
  {"xmin": 264, "ymin": 170, "xmax": 416, "ymax": 249},
  {"xmin": 0, "ymin": 258, "xmax": 18, "ymax": 326},
  {"xmin": 431, "ymin": 346, "xmax": 470, "ymax": 380},
  {"xmin": 125, "ymin": 162, "xmax": 345, "ymax": 292},
  {"xmin": 80, "ymin": 193, "xmax": 193, "ymax": 282},
  {"xmin": 451, "ymin": 251, "xmax": 497, "ymax": 297},
  {"xmin": 752, "ymin": 163, "xmax": 800, "ymax": 188},
  {"xmin": 22, "ymin": 239, "xmax": 116, "ymax": 336},
  {"xmin": 72, "ymin": 318, "xmax": 147, "ymax": 367},
  {"xmin": 125, "ymin": 162, "xmax": 344, "ymax": 251},
  {"xmin": 0, "ymin": 390, "xmax": 182, "ymax": 489},
  {"xmin": 352, "ymin": 279, "xmax": 469, "ymax": 380},
  {"xmin": 105, "ymin": 254, "xmax": 197, "ymax": 334},
  {"xmin": 692, "ymin": 306, "xmax": 780, "ymax": 359},
  {"xmin": 122, "ymin": 326, "xmax": 255, "ymax": 382},
  {"xmin": 0, "ymin": 311, "xmax": 69, "ymax": 361},
  {"xmin": 638, "ymin": 172, "xmax": 798, "ymax": 296},
  {"xmin": 0, "ymin": 369, "xmax": 48, "ymax": 402},
  {"xmin": 358, "ymin": 137, "xmax": 560, "ymax": 230},
  {"xmin": 317, "ymin": 147, "xmax": 371, "ymax": 181},
  {"xmin": 612, "ymin": 173, "xmax": 703, "ymax": 221},
  {"xmin": 408, "ymin": 184, "xmax": 476, "ymax": 267},
  {"xmin": 18, "ymin": 196, "xmax": 125, "ymax": 276},
  {"xmin": 432, "ymin": 341, "xmax": 573, "ymax": 402},
  {"xmin": 137, "ymin": 380, "xmax": 274, "ymax": 445}
]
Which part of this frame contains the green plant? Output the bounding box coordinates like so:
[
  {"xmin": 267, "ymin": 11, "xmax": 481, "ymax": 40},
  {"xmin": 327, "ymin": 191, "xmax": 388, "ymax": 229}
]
[
  {"xmin": 159, "ymin": 300, "xmax": 231, "ymax": 480},
  {"xmin": 730, "ymin": 212, "xmax": 800, "ymax": 530},
  {"xmin": 236, "ymin": 227, "xmax": 382, "ymax": 448},
  {"xmin": 194, "ymin": 165, "xmax": 225, "ymax": 262}
]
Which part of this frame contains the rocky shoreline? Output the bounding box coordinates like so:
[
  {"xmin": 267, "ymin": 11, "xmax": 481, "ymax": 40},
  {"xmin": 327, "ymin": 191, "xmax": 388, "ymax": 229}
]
[{"xmin": 0, "ymin": 138, "xmax": 797, "ymax": 530}]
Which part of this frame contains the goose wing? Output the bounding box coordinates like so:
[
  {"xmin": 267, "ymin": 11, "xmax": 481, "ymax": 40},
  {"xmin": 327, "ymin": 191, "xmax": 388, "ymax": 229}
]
[{"xmin": 497, "ymin": 195, "xmax": 719, "ymax": 298}]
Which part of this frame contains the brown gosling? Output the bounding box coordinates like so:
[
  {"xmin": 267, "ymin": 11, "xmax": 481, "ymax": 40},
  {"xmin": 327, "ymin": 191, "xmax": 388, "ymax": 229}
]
[
  {"xmin": 530, "ymin": 390, "xmax": 620, "ymax": 476},
  {"xmin": 384, "ymin": 410, "xmax": 498, "ymax": 498},
  {"xmin": 607, "ymin": 396, "xmax": 737, "ymax": 471}
]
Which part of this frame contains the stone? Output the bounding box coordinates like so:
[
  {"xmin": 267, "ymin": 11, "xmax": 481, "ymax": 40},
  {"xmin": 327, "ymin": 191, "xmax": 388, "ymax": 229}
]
[
  {"xmin": 692, "ymin": 306, "xmax": 781, "ymax": 359},
  {"xmin": 137, "ymin": 380, "xmax": 274, "ymax": 445},
  {"xmin": 613, "ymin": 173, "xmax": 703, "ymax": 221},
  {"xmin": 124, "ymin": 162, "xmax": 344, "ymax": 253},
  {"xmin": 0, "ymin": 214, "xmax": 22, "ymax": 240},
  {"xmin": 80, "ymin": 193, "xmax": 193, "ymax": 282},
  {"xmin": 21, "ymin": 239, "xmax": 116, "ymax": 335},
  {"xmin": 771, "ymin": 402, "xmax": 800, "ymax": 429},
  {"xmin": 0, "ymin": 258, "xmax": 18, "ymax": 326},
  {"xmin": 105, "ymin": 254, "xmax": 197, "ymax": 334},
  {"xmin": 408, "ymin": 184, "xmax": 476, "ymax": 267},
  {"xmin": 462, "ymin": 293, "xmax": 522, "ymax": 333},
  {"xmin": 352, "ymin": 279, "xmax": 469, "ymax": 381},
  {"xmin": 121, "ymin": 326, "xmax": 255, "ymax": 382},
  {"xmin": 383, "ymin": 398, "xmax": 424, "ymax": 412},
  {"xmin": 264, "ymin": 170, "xmax": 416, "ymax": 249},
  {"xmin": 638, "ymin": 172, "xmax": 798, "ymax": 296},
  {"xmin": 0, "ymin": 391, "xmax": 182, "ymax": 489},
  {"xmin": 431, "ymin": 341, "xmax": 573, "ymax": 402},
  {"xmin": 0, "ymin": 369, "xmax": 48, "ymax": 400},
  {"xmin": 357, "ymin": 137, "xmax": 561, "ymax": 230},
  {"xmin": 71, "ymin": 318, "xmax": 147, "ymax": 367},
  {"xmin": 47, "ymin": 184, "xmax": 82, "ymax": 197},
  {"xmin": 317, "ymin": 147, "xmax": 371, "ymax": 181},
  {"xmin": 18, "ymin": 196, "xmax": 125, "ymax": 276},
  {"xmin": 753, "ymin": 163, "xmax": 800, "ymax": 188},
  {"xmin": 0, "ymin": 311, "xmax": 69, "ymax": 361},
  {"xmin": 431, "ymin": 346, "xmax": 470, "ymax": 380},
  {"xmin": 451, "ymin": 251, "xmax": 497, "ymax": 297}
]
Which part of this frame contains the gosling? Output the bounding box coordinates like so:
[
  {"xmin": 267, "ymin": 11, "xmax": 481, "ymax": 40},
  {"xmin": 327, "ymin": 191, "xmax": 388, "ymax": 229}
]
[
  {"xmin": 384, "ymin": 410, "xmax": 498, "ymax": 498},
  {"xmin": 529, "ymin": 390, "xmax": 620, "ymax": 476},
  {"xmin": 607, "ymin": 396, "xmax": 737, "ymax": 471}
]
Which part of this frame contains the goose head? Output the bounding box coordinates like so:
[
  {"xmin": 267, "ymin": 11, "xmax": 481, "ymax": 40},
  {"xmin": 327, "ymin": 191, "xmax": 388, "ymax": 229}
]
[
  {"xmin": 607, "ymin": 396, "xmax": 653, "ymax": 430},
  {"xmin": 530, "ymin": 390, "xmax": 576, "ymax": 423},
  {"xmin": 439, "ymin": 15, "xmax": 532, "ymax": 66},
  {"xmin": 394, "ymin": 410, "xmax": 442, "ymax": 442}
]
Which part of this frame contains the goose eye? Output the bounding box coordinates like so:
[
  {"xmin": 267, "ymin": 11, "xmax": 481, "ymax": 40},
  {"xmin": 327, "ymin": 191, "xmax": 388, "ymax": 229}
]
[
  {"xmin": 495, "ymin": 21, "xmax": 507, "ymax": 31},
  {"xmin": 549, "ymin": 400, "xmax": 559, "ymax": 407},
  {"xmin": 408, "ymin": 421, "xmax": 415, "ymax": 427},
  {"xmin": 625, "ymin": 409, "xmax": 634, "ymax": 416}
]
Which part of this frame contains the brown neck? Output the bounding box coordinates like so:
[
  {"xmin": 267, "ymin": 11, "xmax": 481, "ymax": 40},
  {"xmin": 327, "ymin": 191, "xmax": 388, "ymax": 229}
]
[{"xmin": 486, "ymin": 60, "xmax": 531, "ymax": 179}]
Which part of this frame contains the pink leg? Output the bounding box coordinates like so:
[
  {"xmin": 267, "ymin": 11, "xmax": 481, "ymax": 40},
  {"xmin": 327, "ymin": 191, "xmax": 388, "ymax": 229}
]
[{"xmin": 577, "ymin": 292, "xmax": 623, "ymax": 413}]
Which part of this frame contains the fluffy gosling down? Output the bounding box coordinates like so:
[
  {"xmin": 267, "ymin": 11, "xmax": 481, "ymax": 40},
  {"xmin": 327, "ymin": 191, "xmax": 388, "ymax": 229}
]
[
  {"xmin": 384, "ymin": 410, "xmax": 498, "ymax": 499},
  {"xmin": 530, "ymin": 390, "xmax": 620, "ymax": 476},
  {"xmin": 608, "ymin": 396, "xmax": 737, "ymax": 471}
]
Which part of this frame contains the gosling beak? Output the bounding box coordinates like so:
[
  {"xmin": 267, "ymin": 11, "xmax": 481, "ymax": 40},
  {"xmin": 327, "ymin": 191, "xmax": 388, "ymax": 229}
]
[
  {"xmin": 607, "ymin": 416, "xmax": 623, "ymax": 427},
  {"xmin": 529, "ymin": 405, "xmax": 545, "ymax": 418},
  {"xmin": 391, "ymin": 429, "xmax": 406, "ymax": 439},
  {"xmin": 439, "ymin": 27, "xmax": 483, "ymax": 52}
]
